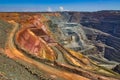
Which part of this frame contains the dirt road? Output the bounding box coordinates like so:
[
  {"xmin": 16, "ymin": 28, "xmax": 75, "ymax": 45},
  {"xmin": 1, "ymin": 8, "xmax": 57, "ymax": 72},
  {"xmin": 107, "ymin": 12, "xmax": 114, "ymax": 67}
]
[{"xmin": 5, "ymin": 22, "xmax": 89, "ymax": 80}]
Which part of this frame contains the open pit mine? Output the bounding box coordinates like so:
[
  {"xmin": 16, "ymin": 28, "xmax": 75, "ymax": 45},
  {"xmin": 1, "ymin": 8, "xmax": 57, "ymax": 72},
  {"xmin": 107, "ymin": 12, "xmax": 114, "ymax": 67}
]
[{"xmin": 0, "ymin": 11, "xmax": 120, "ymax": 80}]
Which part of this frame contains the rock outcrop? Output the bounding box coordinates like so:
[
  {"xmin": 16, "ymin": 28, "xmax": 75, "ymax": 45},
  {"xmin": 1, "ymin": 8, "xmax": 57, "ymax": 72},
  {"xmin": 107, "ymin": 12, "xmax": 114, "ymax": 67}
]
[
  {"xmin": 56, "ymin": 11, "xmax": 120, "ymax": 74},
  {"xmin": 59, "ymin": 11, "xmax": 120, "ymax": 63},
  {"xmin": 113, "ymin": 64, "xmax": 120, "ymax": 74},
  {"xmin": 0, "ymin": 12, "xmax": 120, "ymax": 80}
]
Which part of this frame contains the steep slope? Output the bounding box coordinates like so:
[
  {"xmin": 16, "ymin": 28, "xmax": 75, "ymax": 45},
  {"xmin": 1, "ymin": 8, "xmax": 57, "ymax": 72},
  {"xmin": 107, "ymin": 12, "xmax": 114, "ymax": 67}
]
[
  {"xmin": 60, "ymin": 11, "xmax": 120, "ymax": 74},
  {"xmin": 0, "ymin": 12, "xmax": 120, "ymax": 80}
]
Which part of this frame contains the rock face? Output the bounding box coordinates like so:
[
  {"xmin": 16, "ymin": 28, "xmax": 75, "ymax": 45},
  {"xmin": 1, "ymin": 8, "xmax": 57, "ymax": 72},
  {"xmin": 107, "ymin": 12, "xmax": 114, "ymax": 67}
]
[
  {"xmin": 61, "ymin": 11, "xmax": 120, "ymax": 63},
  {"xmin": 51, "ymin": 11, "xmax": 120, "ymax": 74},
  {"xmin": 113, "ymin": 64, "xmax": 120, "ymax": 74},
  {"xmin": 68, "ymin": 11, "xmax": 120, "ymax": 38},
  {"xmin": 0, "ymin": 12, "xmax": 120, "ymax": 80},
  {"xmin": 57, "ymin": 23, "xmax": 89, "ymax": 50},
  {"xmin": 16, "ymin": 16, "xmax": 57, "ymax": 61},
  {"xmin": 48, "ymin": 13, "xmax": 95, "ymax": 53},
  {"xmin": 83, "ymin": 27, "xmax": 120, "ymax": 62}
]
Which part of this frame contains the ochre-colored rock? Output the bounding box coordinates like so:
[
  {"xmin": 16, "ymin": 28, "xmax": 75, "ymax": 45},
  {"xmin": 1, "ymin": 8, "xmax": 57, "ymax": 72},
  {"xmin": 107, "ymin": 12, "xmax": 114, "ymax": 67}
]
[{"xmin": 16, "ymin": 15, "xmax": 57, "ymax": 61}]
